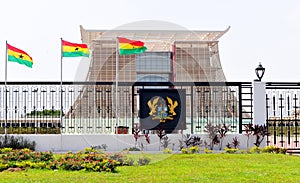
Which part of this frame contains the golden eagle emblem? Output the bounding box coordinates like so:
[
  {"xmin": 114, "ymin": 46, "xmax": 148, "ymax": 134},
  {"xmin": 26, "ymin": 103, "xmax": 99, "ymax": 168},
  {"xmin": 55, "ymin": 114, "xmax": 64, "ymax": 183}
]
[
  {"xmin": 147, "ymin": 97, "xmax": 159, "ymax": 115},
  {"xmin": 147, "ymin": 96, "xmax": 178, "ymax": 123},
  {"xmin": 167, "ymin": 97, "xmax": 178, "ymax": 115}
]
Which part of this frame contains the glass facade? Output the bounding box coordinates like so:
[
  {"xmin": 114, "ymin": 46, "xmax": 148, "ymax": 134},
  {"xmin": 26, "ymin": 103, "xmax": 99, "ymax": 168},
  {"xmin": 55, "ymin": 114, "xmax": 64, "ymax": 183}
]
[{"xmin": 136, "ymin": 52, "xmax": 171, "ymax": 82}]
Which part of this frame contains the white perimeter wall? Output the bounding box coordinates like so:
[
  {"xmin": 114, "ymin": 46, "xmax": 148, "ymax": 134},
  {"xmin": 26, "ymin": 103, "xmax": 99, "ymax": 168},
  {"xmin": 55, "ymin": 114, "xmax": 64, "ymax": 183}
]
[{"xmin": 1, "ymin": 134, "xmax": 265, "ymax": 152}]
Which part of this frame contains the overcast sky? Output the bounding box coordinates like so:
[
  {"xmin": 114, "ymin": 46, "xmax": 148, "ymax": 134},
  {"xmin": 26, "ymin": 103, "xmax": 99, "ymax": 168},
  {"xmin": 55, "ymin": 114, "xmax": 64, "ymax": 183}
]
[{"xmin": 1, "ymin": 0, "xmax": 300, "ymax": 82}]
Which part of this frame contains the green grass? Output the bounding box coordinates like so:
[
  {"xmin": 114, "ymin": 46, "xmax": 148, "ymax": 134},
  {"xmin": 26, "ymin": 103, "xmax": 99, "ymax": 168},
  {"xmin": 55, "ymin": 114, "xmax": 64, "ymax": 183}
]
[{"xmin": 0, "ymin": 154, "xmax": 299, "ymax": 183}]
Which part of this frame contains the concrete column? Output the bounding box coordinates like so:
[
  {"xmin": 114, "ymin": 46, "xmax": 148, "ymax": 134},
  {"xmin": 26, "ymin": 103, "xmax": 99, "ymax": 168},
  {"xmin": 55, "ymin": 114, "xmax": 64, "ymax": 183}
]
[{"xmin": 253, "ymin": 81, "xmax": 266, "ymax": 125}]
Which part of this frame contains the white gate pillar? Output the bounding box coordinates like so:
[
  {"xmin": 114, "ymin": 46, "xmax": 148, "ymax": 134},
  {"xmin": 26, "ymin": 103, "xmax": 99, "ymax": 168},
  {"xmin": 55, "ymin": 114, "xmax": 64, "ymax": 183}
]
[{"xmin": 253, "ymin": 81, "xmax": 266, "ymax": 125}]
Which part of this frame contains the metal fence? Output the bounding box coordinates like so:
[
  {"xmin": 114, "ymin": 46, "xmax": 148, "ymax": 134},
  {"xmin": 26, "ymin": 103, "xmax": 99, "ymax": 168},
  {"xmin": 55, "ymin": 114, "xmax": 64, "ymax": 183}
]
[
  {"xmin": 0, "ymin": 82, "xmax": 252, "ymax": 135},
  {"xmin": 1, "ymin": 81, "xmax": 300, "ymax": 148},
  {"xmin": 266, "ymin": 82, "xmax": 300, "ymax": 148}
]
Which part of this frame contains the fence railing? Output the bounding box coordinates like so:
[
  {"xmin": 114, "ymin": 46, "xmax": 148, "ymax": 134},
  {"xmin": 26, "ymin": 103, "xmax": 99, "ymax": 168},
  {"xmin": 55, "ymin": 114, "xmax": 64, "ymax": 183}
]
[
  {"xmin": 0, "ymin": 81, "xmax": 252, "ymax": 134},
  {"xmin": 266, "ymin": 82, "xmax": 300, "ymax": 148},
  {"xmin": 1, "ymin": 81, "xmax": 299, "ymax": 148}
]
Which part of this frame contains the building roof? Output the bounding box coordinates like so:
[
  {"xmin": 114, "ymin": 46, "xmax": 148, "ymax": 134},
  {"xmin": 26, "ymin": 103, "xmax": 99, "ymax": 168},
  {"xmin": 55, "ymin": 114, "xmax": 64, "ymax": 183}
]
[{"xmin": 80, "ymin": 25, "xmax": 230, "ymax": 51}]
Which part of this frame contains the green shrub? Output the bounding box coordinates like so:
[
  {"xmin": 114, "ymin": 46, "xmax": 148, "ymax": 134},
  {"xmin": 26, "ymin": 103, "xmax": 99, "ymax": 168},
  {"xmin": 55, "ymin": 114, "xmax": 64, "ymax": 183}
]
[
  {"xmin": 0, "ymin": 148, "xmax": 131, "ymax": 172},
  {"xmin": 0, "ymin": 135, "xmax": 36, "ymax": 150},
  {"xmin": 204, "ymin": 148, "xmax": 213, "ymax": 154},
  {"xmin": 189, "ymin": 146, "xmax": 199, "ymax": 154},
  {"xmin": 91, "ymin": 144, "xmax": 108, "ymax": 151},
  {"xmin": 2, "ymin": 159, "xmax": 60, "ymax": 171},
  {"xmin": 224, "ymin": 147, "xmax": 239, "ymax": 154},
  {"xmin": 47, "ymin": 160, "xmax": 59, "ymax": 170},
  {"xmin": 30, "ymin": 162, "xmax": 47, "ymax": 169},
  {"xmin": 250, "ymin": 146, "xmax": 262, "ymax": 154},
  {"xmin": 124, "ymin": 147, "xmax": 141, "ymax": 151},
  {"xmin": 122, "ymin": 157, "xmax": 135, "ymax": 166},
  {"xmin": 262, "ymin": 146, "xmax": 287, "ymax": 154},
  {"xmin": 262, "ymin": 146, "xmax": 278, "ymax": 153},
  {"xmin": 110, "ymin": 153, "xmax": 124, "ymax": 165},
  {"xmin": 0, "ymin": 147, "xmax": 13, "ymax": 153},
  {"xmin": 0, "ymin": 163, "xmax": 9, "ymax": 171},
  {"xmin": 181, "ymin": 146, "xmax": 199, "ymax": 154},
  {"xmin": 181, "ymin": 148, "xmax": 188, "ymax": 154},
  {"xmin": 84, "ymin": 147, "xmax": 98, "ymax": 154},
  {"xmin": 239, "ymin": 149, "xmax": 251, "ymax": 154},
  {"xmin": 163, "ymin": 148, "xmax": 173, "ymax": 154},
  {"xmin": 138, "ymin": 156, "xmax": 150, "ymax": 166},
  {"xmin": 279, "ymin": 148, "xmax": 287, "ymax": 154},
  {"xmin": 15, "ymin": 161, "xmax": 31, "ymax": 169},
  {"xmin": 56, "ymin": 151, "xmax": 121, "ymax": 172},
  {"xmin": 0, "ymin": 149, "xmax": 54, "ymax": 163}
]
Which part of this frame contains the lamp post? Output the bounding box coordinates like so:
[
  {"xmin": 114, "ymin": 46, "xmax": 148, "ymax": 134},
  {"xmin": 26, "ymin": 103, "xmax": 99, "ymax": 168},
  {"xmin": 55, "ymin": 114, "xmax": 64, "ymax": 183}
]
[
  {"xmin": 255, "ymin": 62, "xmax": 265, "ymax": 81},
  {"xmin": 253, "ymin": 62, "xmax": 266, "ymax": 129}
]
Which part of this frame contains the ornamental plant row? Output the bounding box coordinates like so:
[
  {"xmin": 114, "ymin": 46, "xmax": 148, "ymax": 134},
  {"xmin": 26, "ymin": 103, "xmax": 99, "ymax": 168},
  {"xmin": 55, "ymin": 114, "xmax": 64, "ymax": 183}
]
[{"xmin": 0, "ymin": 148, "xmax": 139, "ymax": 172}]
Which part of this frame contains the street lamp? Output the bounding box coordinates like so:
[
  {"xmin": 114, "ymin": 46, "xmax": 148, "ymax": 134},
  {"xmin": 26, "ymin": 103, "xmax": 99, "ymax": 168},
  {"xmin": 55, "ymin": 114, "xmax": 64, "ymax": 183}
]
[{"xmin": 255, "ymin": 62, "xmax": 265, "ymax": 81}]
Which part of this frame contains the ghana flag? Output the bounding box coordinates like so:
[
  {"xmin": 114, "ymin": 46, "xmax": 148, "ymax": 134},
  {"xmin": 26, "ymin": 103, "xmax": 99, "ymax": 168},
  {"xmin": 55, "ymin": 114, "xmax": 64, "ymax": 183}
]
[
  {"xmin": 118, "ymin": 37, "xmax": 147, "ymax": 55},
  {"xmin": 7, "ymin": 44, "xmax": 33, "ymax": 68},
  {"xmin": 62, "ymin": 40, "xmax": 90, "ymax": 57}
]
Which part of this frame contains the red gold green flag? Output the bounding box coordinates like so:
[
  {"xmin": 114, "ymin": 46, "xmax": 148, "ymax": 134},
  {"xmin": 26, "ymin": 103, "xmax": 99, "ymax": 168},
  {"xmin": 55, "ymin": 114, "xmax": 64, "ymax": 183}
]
[
  {"xmin": 7, "ymin": 44, "xmax": 33, "ymax": 68},
  {"xmin": 118, "ymin": 37, "xmax": 147, "ymax": 55},
  {"xmin": 62, "ymin": 40, "xmax": 90, "ymax": 57}
]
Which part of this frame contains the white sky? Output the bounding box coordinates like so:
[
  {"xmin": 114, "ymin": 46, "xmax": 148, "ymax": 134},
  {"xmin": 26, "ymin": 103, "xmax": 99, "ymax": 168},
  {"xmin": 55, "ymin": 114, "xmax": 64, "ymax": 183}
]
[{"xmin": 1, "ymin": 0, "xmax": 300, "ymax": 82}]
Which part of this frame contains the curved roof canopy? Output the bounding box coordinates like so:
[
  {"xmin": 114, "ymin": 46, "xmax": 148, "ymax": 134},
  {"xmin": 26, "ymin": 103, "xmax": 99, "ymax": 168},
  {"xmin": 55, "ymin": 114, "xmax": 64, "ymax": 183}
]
[{"xmin": 80, "ymin": 25, "xmax": 230, "ymax": 51}]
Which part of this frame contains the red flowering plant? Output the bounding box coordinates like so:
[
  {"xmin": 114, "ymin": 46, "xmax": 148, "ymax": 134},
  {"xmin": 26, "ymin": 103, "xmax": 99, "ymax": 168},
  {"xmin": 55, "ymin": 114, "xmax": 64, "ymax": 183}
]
[
  {"xmin": 244, "ymin": 123, "xmax": 268, "ymax": 148},
  {"xmin": 133, "ymin": 125, "xmax": 141, "ymax": 147},
  {"xmin": 156, "ymin": 124, "xmax": 166, "ymax": 150},
  {"xmin": 204, "ymin": 122, "xmax": 220, "ymax": 150},
  {"xmin": 133, "ymin": 123, "xmax": 150, "ymax": 149},
  {"xmin": 144, "ymin": 133, "xmax": 150, "ymax": 144},
  {"xmin": 244, "ymin": 123, "xmax": 254, "ymax": 149},
  {"xmin": 217, "ymin": 123, "xmax": 231, "ymax": 150}
]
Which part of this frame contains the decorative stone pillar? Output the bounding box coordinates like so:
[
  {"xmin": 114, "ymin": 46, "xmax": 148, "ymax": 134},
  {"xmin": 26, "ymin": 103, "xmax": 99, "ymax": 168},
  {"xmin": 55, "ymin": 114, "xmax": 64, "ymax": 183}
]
[{"xmin": 253, "ymin": 81, "xmax": 266, "ymax": 125}]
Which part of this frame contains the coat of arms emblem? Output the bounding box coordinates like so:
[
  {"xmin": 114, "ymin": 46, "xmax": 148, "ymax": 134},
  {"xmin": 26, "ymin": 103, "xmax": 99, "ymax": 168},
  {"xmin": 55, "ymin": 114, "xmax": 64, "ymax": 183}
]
[{"xmin": 147, "ymin": 96, "xmax": 178, "ymax": 122}]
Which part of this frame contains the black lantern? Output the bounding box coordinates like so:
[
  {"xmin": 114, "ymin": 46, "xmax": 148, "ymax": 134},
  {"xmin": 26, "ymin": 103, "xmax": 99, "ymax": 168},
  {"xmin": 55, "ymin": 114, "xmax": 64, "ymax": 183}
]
[{"xmin": 255, "ymin": 62, "xmax": 265, "ymax": 81}]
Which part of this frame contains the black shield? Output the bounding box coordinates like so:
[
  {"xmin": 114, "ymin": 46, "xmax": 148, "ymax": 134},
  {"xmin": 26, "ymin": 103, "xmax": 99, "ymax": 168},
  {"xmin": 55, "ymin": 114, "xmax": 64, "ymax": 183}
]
[{"xmin": 139, "ymin": 89, "xmax": 186, "ymax": 131}]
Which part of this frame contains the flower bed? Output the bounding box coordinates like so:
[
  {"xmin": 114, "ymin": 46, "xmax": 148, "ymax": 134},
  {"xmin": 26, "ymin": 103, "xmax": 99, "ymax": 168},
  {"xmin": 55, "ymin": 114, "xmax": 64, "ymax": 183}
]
[{"xmin": 0, "ymin": 148, "xmax": 138, "ymax": 172}]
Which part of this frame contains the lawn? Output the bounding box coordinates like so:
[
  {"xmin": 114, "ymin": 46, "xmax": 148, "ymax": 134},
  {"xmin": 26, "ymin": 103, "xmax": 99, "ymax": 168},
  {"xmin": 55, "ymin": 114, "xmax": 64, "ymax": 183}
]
[{"xmin": 0, "ymin": 153, "xmax": 299, "ymax": 183}]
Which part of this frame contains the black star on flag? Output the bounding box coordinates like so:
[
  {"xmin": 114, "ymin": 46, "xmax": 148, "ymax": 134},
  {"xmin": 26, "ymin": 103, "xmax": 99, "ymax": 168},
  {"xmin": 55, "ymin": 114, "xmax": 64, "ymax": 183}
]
[
  {"xmin": 19, "ymin": 54, "xmax": 24, "ymax": 59},
  {"xmin": 75, "ymin": 47, "xmax": 79, "ymax": 51}
]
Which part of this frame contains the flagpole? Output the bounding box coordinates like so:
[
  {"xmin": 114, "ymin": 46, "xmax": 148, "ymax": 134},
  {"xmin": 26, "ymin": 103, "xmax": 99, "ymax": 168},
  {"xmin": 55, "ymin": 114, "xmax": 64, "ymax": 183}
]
[
  {"xmin": 61, "ymin": 38, "xmax": 63, "ymax": 87},
  {"xmin": 116, "ymin": 37, "xmax": 119, "ymax": 134},
  {"xmin": 4, "ymin": 41, "xmax": 8, "ymax": 134},
  {"xmin": 60, "ymin": 38, "xmax": 63, "ymax": 134},
  {"xmin": 5, "ymin": 41, "xmax": 7, "ymax": 86}
]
